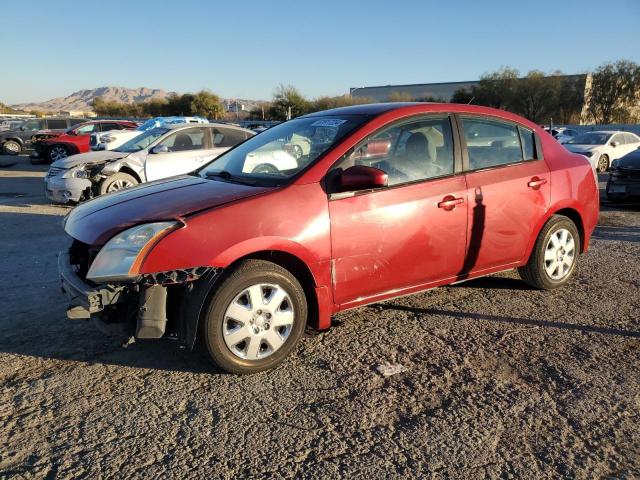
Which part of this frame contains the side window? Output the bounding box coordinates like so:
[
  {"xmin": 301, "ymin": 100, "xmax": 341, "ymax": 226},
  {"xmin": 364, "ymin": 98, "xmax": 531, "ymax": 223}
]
[
  {"xmin": 22, "ymin": 119, "xmax": 42, "ymax": 131},
  {"xmin": 612, "ymin": 134, "xmax": 625, "ymax": 145},
  {"xmin": 156, "ymin": 128, "xmax": 206, "ymax": 152},
  {"xmin": 75, "ymin": 124, "xmax": 97, "ymax": 135},
  {"xmin": 462, "ymin": 117, "xmax": 523, "ymax": 170},
  {"xmin": 343, "ymin": 116, "xmax": 455, "ymax": 186},
  {"xmin": 624, "ymin": 133, "xmax": 639, "ymax": 144},
  {"xmin": 214, "ymin": 127, "xmax": 249, "ymax": 147},
  {"xmin": 47, "ymin": 119, "xmax": 68, "ymax": 130},
  {"xmin": 518, "ymin": 126, "xmax": 535, "ymax": 160},
  {"xmin": 100, "ymin": 123, "xmax": 121, "ymax": 132}
]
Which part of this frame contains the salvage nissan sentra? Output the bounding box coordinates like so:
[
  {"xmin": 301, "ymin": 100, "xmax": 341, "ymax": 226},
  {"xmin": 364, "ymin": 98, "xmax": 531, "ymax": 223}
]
[{"xmin": 59, "ymin": 103, "xmax": 599, "ymax": 374}]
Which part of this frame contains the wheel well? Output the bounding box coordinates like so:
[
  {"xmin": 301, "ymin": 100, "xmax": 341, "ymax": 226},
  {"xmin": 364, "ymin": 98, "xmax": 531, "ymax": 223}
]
[
  {"xmin": 554, "ymin": 208, "xmax": 585, "ymax": 252},
  {"xmin": 228, "ymin": 250, "xmax": 320, "ymax": 329},
  {"xmin": 117, "ymin": 166, "xmax": 141, "ymax": 183}
]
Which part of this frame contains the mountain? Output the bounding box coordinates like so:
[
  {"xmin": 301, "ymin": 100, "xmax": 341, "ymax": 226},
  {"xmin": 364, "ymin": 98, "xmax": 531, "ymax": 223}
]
[{"xmin": 11, "ymin": 86, "xmax": 177, "ymax": 112}]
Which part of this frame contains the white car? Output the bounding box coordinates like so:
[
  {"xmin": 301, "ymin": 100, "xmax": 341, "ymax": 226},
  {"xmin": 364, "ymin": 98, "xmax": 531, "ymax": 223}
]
[
  {"xmin": 564, "ymin": 131, "xmax": 640, "ymax": 172},
  {"xmin": 90, "ymin": 116, "xmax": 209, "ymax": 151},
  {"xmin": 551, "ymin": 127, "xmax": 578, "ymax": 144},
  {"xmin": 45, "ymin": 123, "xmax": 253, "ymax": 204}
]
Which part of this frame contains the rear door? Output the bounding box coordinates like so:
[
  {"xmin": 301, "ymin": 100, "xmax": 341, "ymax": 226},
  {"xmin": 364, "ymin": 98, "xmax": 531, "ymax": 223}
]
[
  {"xmin": 459, "ymin": 115, "xmax": 550, "ymax": 275},
  {"xmin": 144, "ymin": 127, "xmax": 213, "ymax": 181}
]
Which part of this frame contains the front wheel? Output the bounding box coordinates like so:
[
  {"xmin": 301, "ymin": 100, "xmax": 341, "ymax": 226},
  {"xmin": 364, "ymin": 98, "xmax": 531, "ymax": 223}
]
[
  {"xmin": 2, "ymin": 140, "xmax": 21, "ymax": 155},
  {"xmin": 98, "ymin": 172, "xmax": 138, "ymax": 195},
  {"xmin": 518, "ymin": 215, "xmax": 580, "ymax": 290},
  {"xmin": 47, "ymin": 144, "xmax": 69, "ymax": 163},
  {"xmin": 597, "ymin": 154, "xmax": 609, "ymax": 173},
  {"xmin": 200, "ymin": 260, "xmax": 307, "ymax": 374}
]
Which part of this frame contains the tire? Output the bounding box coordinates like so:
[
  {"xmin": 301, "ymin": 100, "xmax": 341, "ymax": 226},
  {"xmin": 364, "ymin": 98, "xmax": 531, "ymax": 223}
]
[
  {"xmin": 597, "ymin": 154, "xmax": 609, "ymax": 173},
  {"xmin": 200, "ymin": 259, "xmax": 307, "ymax": 374},
  {"xmin": 98, "ymin": 172, "xmax": 138, "ymax": 195},
  {"xmin": 251, "ymin": 163, "xmax": 278, "ymax": 174},
  {"xmin": 47, "ymin": 144, "xmax": 69, "ymax": 163},
  {"xmin": 2, "ymin": 140, "xmax": 21, "ymax": 155},
  {"xmin": 518, "ymin": 215, "xmax": 581, "ymax": 290}
]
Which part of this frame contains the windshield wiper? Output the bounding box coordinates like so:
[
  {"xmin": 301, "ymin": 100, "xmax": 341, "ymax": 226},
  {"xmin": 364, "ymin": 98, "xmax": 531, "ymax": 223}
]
[{"xmin": 204, "ymin": 170, "xmax": 260, "ymax": 186}]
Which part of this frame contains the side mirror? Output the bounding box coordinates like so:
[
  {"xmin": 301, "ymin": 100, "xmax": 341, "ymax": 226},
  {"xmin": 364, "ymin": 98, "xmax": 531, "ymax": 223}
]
[
  {"xmin": 151, "ymin": 145, "xmax": 169, "ymax": 154},
  {"xmin": 338, "ymin": 165, "xmax": 388, "ymax": 192},
  {"xmin": 20, "ymin": 126, "xmax": 26, "ymax": 131},
  {"xmin": 611, "ymin": 141, "xmax": 619, "ymax": 147}
]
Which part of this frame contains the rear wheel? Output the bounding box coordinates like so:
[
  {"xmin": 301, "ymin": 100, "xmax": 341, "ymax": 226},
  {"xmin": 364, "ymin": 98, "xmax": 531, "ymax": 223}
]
[
  {"xmin": 47, "ymin": 144, "xmax": 69, "ymax": 163},
  {"xmin": 2, "ymin": 140, "xmax": 21, "ymax": 155},
  {"xmin": 597, "ymin": 154, "xmax": 609, "ymax": 173},
  {"xmin": 518, "ymin": 215, "xmax": 580, "ymax": 290},
  {"xmin": 98, "ymin": 172, "xmax": 138, "ymax": 195},
  {"xmin": 200, "ymin": 260, "xmax": 307, "ymax": 374}
]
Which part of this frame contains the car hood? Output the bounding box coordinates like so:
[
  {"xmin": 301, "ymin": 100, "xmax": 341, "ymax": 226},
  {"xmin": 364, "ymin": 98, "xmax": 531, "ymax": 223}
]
[
  {"xmin": 63, "ymin": 175, "xmax": 273, "ymax": 245},
  {"xmin": 51, "ymin": 150, "xmax": 129, "ymax": 169}
]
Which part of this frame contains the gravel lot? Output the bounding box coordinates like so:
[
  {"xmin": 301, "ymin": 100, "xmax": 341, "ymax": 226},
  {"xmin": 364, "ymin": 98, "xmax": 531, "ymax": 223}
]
[{"xmin": 1, "ymin": 155, "xmax": 638, "ymax": 478}]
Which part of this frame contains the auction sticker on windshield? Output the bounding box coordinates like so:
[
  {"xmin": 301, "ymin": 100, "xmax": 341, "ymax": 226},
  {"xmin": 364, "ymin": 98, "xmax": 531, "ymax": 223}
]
[{"xmin": 311, "ymin": 119, "xmax": 348, "ymax": 127}]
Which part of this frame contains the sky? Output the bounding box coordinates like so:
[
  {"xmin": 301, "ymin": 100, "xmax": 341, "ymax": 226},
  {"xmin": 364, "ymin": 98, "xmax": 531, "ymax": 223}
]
[{"xmin": 1, "ymin": 0, "xmax": 640, "ymax": 105}]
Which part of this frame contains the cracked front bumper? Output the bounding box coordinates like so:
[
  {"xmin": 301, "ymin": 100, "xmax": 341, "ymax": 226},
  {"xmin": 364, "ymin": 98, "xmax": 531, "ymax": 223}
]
[
  {"xmin": 58, "ymin": 251, "xmax": 126, "ymax": 319},
  {"xmin": 45, "ymin": 176, "xmax": 92, "ymax": 204}
]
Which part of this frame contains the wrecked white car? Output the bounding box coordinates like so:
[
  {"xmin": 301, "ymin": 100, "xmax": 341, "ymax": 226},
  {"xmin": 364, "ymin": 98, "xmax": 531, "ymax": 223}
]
[{"xmin": 45, "ymin": 123, "xmax": 253, "ymax": 204}]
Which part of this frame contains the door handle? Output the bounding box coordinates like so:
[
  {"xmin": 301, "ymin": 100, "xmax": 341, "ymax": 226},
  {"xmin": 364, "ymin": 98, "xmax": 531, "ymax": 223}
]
[
  {"xmin": 438, "ymin": 195, "xmax": 464, "ymax": 211},
  {"xmin": 527, "ymin": 177, "xmax": 547, "ymax": 189}
]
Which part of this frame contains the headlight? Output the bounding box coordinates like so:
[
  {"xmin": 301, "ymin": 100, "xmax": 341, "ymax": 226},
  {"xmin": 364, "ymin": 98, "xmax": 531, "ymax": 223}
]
[
  {"xmin": 86, "ymin": 222, "xmax": 178, "ymax": 283},
  {"xmin": 63, "ymin": 166, "xmax": 89, "ymax": 179}
]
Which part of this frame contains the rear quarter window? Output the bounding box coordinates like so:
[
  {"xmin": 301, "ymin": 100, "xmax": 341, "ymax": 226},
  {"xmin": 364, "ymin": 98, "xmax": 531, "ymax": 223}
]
[{"xmin": 47, "ymin": 119, "xmax": 68, "ymax": 129}]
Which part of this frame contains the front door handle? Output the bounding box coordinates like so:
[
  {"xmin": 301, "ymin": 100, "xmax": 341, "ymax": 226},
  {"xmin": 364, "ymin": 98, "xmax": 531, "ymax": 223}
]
[
  {"xmin": 438, "ymin": 195, "xmax": 464, "ymax": 211},
  {"xmin": 528, "ymin": 177, "xmax": 547, "ymax": 190}
]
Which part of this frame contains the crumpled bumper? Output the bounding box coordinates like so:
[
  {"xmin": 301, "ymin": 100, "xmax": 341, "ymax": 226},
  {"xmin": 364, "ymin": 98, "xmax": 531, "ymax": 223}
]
[
  {"xmin": 45, "ymin": 175, "xmax": 92, "ymax": 204},
  {"xmin": 58, "ymin": 251, "xmax": 126, "ymax": 319}
]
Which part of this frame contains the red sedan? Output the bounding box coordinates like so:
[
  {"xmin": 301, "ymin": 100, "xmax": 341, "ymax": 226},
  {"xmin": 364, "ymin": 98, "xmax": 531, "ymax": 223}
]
[
  {"xmin": 59, "ymin": 103, "xmax": 599, "ymax": 374},
  {"xmin": 37, "ymin": 120, "xmax": 137, "ymax": 163}
]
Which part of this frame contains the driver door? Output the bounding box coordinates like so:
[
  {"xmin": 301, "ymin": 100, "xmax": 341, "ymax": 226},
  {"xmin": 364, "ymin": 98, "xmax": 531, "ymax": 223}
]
[
  {"xmin": 145, "ymin": 127, "xmax": 217, "ymax": 181},
  {"xmin": 328, "ymin": 115, "xmax": 468, "ymax": 307}
]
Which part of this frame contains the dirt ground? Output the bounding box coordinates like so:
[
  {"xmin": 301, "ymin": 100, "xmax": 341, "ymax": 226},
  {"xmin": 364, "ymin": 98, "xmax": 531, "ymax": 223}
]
[{"xmin": 0, "ymin": 155, "xmax": 638, "ymax": 479}]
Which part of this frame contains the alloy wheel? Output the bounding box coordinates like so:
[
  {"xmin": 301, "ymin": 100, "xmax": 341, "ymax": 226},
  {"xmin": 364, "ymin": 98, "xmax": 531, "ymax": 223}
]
[
  {"xmin": 544, "ymin": 228, "xmax": 576, "ymax": 280},
  {"xmin": 49, "ymin": 146, "xmax": 68, "ymax": 162},
  {"xmin": 106, "ymin": 179, "xmax": 134, "ymax": 192},
  {"xmin": 222, "ymin": 283, "xmax": 295, "ymax": 360}
]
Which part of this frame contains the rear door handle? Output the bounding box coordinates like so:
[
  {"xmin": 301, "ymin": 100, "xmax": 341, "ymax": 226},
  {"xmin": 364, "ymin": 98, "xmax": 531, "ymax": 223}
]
[
  {"xmin": 438, "ymin": 195, "xmax": 464, "ymax": 211},
  {"xmin": 528, "ymin": 177, "xmax": 547, "ymax": 189}
]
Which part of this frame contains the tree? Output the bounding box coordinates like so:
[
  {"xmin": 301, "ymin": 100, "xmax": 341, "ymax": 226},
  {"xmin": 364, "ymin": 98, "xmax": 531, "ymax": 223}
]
[
  {"xmin": 586, "ymin": 60, "xmax": 640, "ymax": 124},
  {"xmin": 190, "ymin": 90, "xmax": 224, "ymax": 119},
  {"xmin": 269, "ymin": 84, "xmax": 309, "ymax": 120},
  {"xmin": 511, "ymin": 70, "xmax": 559, "ymax": 123},
  {"xmin": 471, "ymin": 67, "xmax": 520, "ymax": 109},
  {"xmin": 450, "ymin": 88, "xmax": 474, "ymax": 104}
]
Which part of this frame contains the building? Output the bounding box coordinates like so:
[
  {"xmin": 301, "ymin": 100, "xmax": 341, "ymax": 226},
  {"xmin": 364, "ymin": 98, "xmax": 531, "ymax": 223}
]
[{"xmin": 350, "ymin": 80, "xmax": 479, "ymax": 102}]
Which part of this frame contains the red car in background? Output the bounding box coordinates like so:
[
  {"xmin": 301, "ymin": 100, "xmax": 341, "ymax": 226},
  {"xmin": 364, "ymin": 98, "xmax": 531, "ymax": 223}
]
[
  {"xmin": 32, "ymin": 120, "xmax": 138, "ymax": 164},
  {"xmin": 58, "ymin": 103, "xmax": 599, "ymax": 374}
]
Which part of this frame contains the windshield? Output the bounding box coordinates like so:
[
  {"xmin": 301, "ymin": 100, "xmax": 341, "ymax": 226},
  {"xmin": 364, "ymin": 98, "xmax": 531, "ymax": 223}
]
[
  {"xmin": 567, "ymin": 132, "xmax": 611, "ymax": 145},
  {"xmin": 198, "ymin": 115, "xmax": 369, "ymax": 183},
  {"xmin": 115, "ymin": 127, "xmax": 169, "ymax": 153}
]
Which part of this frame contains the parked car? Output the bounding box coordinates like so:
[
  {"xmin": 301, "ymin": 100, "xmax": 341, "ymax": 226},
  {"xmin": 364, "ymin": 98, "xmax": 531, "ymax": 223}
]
[
  {"xmin": 31, "ymin": 120, "xmax": 138, "ymax": 164},
  {"xmin": 564, "ymin": 130, "xmax": 640, "ymax": 172},
  {"xmin": 0, "ymin": 117, "xmax": 85, "ymax": 155},
  {"xmin": 0, "ymin": 119, "xmax": 26, "ymax": 131},
  {"xmin": 45, "ymin": 123, "xmax": 253, "ymax": 204},
  {"xmin": 550, "ymin": 127, "xmax": 578, "ymax": 144},
  {"xmin": 606, "ymin": 149, "xmax": 640, "ymax": 202},
  {"xmin": 58, "ymin": 103, "xmax": 599, "ymax": 374},
  {"xmin": 90, "ymin": 116, "xmax": 209, "ymax": 151}
]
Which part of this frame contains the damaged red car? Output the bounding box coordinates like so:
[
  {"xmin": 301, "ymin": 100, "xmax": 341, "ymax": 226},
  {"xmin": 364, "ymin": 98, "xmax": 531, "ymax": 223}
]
[{"xmin": 59, "ymin": 103, "xmax": 599, "ymax": 374}]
